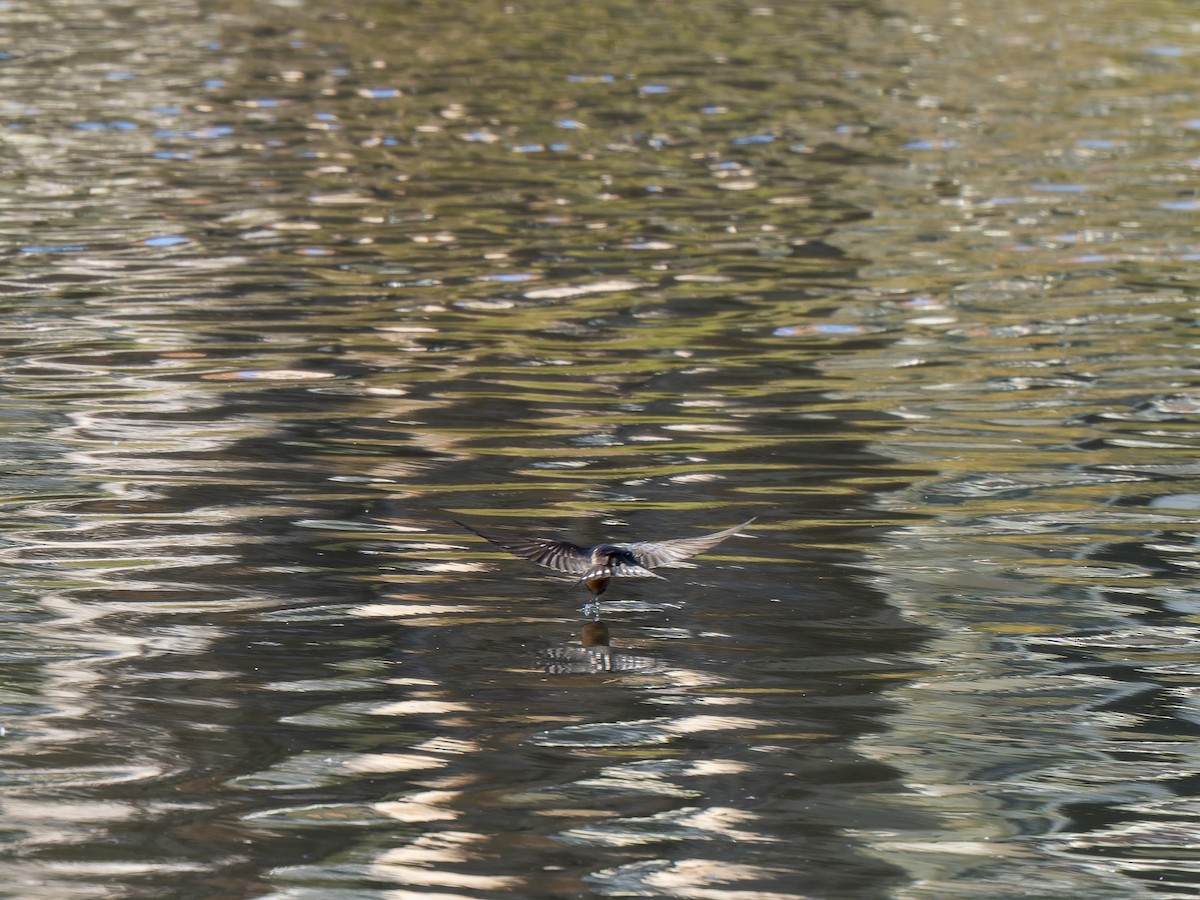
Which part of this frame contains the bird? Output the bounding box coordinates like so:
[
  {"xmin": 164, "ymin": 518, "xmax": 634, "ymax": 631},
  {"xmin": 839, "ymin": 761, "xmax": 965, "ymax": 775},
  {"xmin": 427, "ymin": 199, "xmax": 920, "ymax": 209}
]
[{"xmin": 454, "ymin": 517, "xmax": 755, "ymax": 613}]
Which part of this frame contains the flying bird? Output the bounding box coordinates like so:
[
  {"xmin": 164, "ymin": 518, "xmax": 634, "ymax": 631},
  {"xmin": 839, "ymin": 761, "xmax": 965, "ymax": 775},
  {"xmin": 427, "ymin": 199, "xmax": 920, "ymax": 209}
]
[{"xmin": 455, "ymin": 517, "xmax": 755, "ymax": 608}]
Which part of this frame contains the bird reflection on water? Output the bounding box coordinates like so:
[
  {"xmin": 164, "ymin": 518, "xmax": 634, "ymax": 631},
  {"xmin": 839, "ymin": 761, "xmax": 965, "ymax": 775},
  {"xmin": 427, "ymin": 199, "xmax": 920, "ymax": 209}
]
[{"xmin": 539, "ymin": 619, "xmax": 659, "ymax": 675}]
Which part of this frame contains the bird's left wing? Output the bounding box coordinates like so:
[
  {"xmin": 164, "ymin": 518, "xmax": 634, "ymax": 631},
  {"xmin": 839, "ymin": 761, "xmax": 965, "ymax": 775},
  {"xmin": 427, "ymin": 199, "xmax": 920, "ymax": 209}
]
[{"xmin": 455, "ymin": 521, "xmax": 591, "ymax": 575}]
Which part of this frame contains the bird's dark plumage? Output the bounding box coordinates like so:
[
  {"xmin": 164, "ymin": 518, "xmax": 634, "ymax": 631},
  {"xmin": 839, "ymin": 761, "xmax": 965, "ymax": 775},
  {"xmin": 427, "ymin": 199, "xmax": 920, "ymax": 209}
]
[{"xmin": 455, "ymin": 517, "xmax": 755, "ymax": 603}]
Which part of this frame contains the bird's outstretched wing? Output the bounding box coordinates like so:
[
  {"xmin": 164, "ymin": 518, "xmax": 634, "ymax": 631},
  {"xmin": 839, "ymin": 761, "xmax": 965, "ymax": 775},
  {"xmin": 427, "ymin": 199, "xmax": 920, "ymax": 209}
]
[
  {"xmin": 623, "ymin": 517, "xmax": 756, "ymax": 569},
  {"xmin": 455, "ymin": 521, "xmax": 591, "ymax": 575}
]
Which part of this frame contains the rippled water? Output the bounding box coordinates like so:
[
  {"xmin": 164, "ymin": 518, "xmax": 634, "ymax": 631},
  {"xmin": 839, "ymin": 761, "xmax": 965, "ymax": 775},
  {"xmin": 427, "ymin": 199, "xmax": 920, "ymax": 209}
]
[{"xmin": 2, "ymin": 0, "xmax": 1200, "ymax": 897}]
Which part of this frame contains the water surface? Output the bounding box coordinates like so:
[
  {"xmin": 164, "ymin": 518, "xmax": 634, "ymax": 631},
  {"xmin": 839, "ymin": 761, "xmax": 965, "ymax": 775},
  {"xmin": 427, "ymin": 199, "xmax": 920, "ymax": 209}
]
[{"xmin": 1, "ymin": 0, "xmax": 1199, "ymax": 897}]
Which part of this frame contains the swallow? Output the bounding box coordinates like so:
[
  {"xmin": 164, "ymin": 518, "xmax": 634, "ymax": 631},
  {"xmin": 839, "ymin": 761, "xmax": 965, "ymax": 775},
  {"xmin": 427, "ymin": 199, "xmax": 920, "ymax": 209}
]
[{"xmin": 455, "ymin": 517, "xmax": 755, "ymax": 604}]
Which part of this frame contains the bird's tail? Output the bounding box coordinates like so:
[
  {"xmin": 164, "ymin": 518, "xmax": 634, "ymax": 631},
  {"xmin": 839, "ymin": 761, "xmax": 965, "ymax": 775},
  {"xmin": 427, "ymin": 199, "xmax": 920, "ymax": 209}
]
[{"xmin": 578, "ymin": 564, "xmax": 664, "ymax": 582}]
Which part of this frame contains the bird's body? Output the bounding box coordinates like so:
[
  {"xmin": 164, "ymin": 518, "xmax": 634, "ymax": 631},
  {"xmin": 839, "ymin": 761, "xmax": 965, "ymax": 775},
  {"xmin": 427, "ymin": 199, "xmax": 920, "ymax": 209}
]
[{"xmin": 455, "ymin": 517, "xmax": 755, "ymax": 613}]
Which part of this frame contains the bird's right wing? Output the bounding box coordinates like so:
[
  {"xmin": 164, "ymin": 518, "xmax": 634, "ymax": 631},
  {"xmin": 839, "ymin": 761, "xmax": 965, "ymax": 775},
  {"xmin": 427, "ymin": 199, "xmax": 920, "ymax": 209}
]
[
  {"xmin": 456, "ymin": 521, "xmax": 591, "ymax": 575},
  {"xmin": 624, "ymin": 517, "xmax": 756, "ymax": 569}
]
